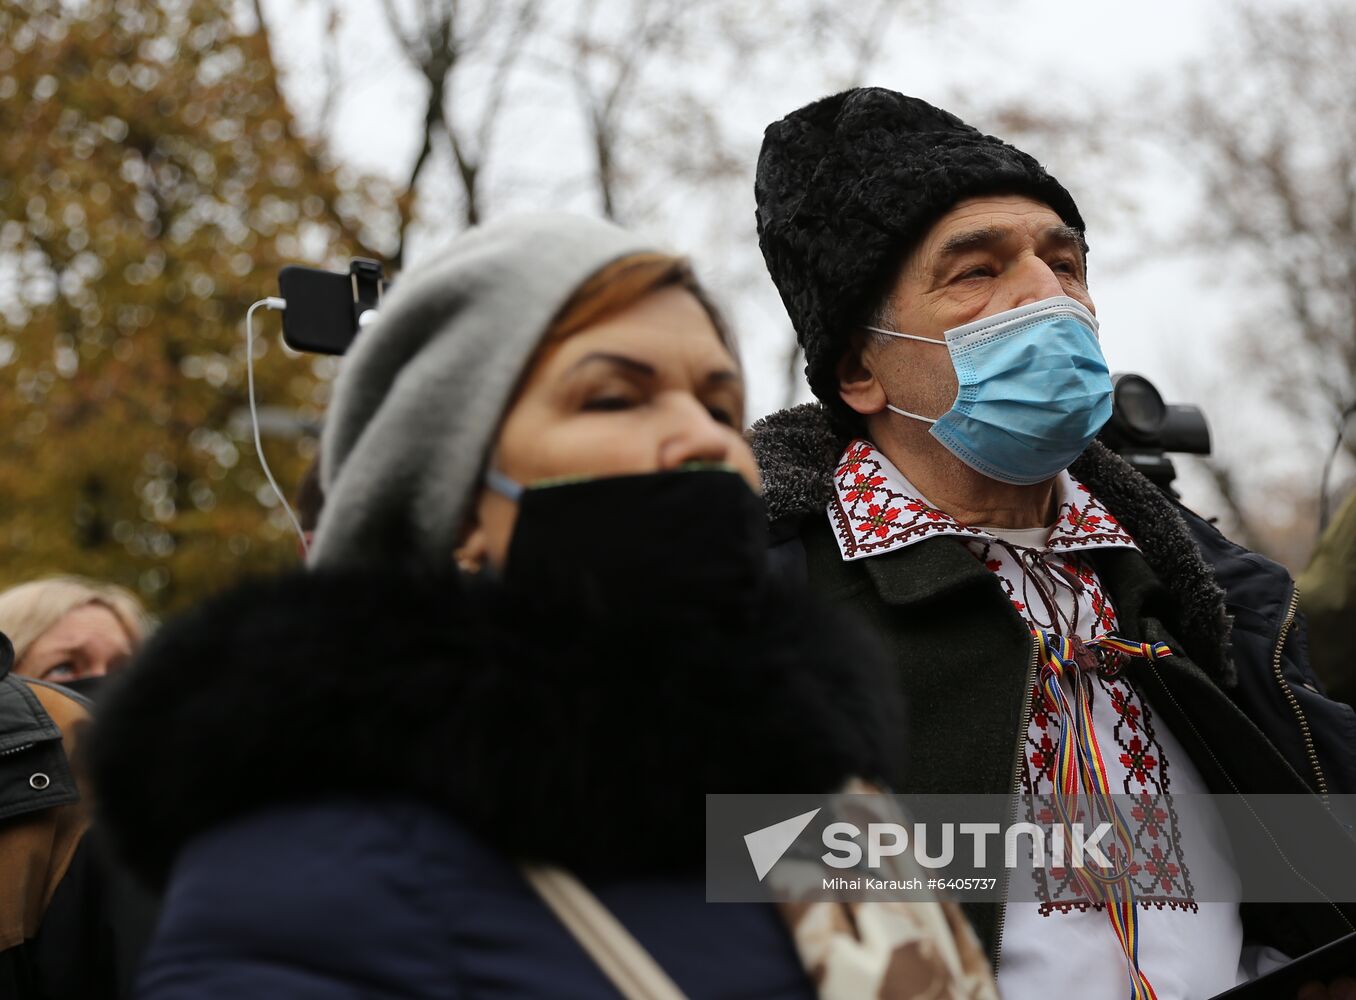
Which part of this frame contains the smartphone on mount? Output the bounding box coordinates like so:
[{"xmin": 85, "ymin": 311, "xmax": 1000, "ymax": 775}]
[{"xmin": 277, "ymin": 258, "xmax": 387, "ymax": 355}]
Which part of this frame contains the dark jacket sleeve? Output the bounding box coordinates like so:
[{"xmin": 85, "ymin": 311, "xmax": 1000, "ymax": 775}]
[
  {"xmin": 28, "ymin": 830, "xmax": 160, "ymax": 1000},
  {"xmin": 0, "ymin": 675, "xmax": 157, "ymax": 1000},
  {"xmin": 1179, "ymin": 504, "xmax": 1356, "ymax": 797},
  {"xmin": 135, "ymin": 802, "xmax": 466, "ymax": 1000}
]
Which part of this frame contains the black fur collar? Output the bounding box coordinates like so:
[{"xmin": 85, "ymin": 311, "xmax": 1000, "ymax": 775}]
[
  {"xmin": 748, "ymin": 402, "xmax": 1232, "ymax": 683},
  {"xmin": 88, "ymin": 569, "xmax": 901, "ymax": 890}
]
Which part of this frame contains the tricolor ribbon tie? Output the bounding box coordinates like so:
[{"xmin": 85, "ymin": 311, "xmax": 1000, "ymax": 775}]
[{"xmin": 1033, "ymin": 630, "xmax": 1172, "ymax": 1000}]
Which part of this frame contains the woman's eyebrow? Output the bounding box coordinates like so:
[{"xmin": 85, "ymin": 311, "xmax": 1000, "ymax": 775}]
[
  {"xmin": 41, "ymin": 643, "xmax": 84, "ymax": 659},
  {"xmin": 565, "ymin": 352, "xmax": 657, "ymax": 378},
  {"xmin": 703, "ymin": 369, "xmax": 743, "ymax": 389}
]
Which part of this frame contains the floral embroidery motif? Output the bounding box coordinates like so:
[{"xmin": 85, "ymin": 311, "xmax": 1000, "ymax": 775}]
[
  {"xmin": 1091, "ymin": 590, "xmax": 1118, "ymax": 632},
  {"xmin": 836, "ymin": 442, "xmax": 872, "ymax": 476},
  {"xmin": 904, "ymin": 498, "xmax": 950, "ymax": 521},
  {"xmin": 843, "ymin": 473, "xmax": 887, "ymax": 504},
  {"xmin": 1064, "ymin": 507, "xmax": 1104, "ymax": 533},
  {"xmin": 1131, "ymin": 795, "xmax": 1168, "ymax": 839},
  {"xmin": 857, "ymin": 504, "xmax": 902, "ymax": 539},
  {"xmin": 1132, "ymin": 845, "xmax": 1183, "ymax": 895},
  {"xmin": 1048, "ymin": 500, "xmax": 1135, "ymax": 551},
  {"xmin": 1111, "ymin": 688, "xmax": 1140, "ymax": 732},
  {"xmin": 1120, "ymin": 736, "xmax": 1158, "ymax": 786}
]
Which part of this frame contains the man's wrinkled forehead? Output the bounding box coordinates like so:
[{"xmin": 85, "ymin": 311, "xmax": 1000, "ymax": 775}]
[{"xmin": 909, "ymin": 196, "xmax": 1086, "ymax": 277}]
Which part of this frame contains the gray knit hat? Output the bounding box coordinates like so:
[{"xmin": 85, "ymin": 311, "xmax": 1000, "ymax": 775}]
[{"xmin": 309, "ymin": 213, "xmax": 652, "ymax": 569}]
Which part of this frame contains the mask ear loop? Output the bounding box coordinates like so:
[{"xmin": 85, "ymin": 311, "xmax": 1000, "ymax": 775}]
[
  {"xmin": 862, "ymin": 325, "xmax": 946, "ymax": 346},
  {"xmin": 886, "ymin": 404, "xmax": 938, "ymax": 424},
  {"xmin": 485, "ymin": 468, "xmax": 524, "ymax": 501},
  {"xmin": 862, "ymin": 325, "xmax": 947, "ymax": 426}
]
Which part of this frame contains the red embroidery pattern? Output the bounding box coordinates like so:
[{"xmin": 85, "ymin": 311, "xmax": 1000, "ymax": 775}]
[
  {"xmin": 824, "ymin": 438, "xmax": 1194, "ymax": 913},
  {"xmin": 828, "ymin": 439, "xmax": 1137, "ymax": 560},
  {"xmin": 963, "ymin": 540, "xmax": 1031, "ymax": 617},
  {"xmin": 1114, "ymin": 680, "xmax": 1197, "ymax": 906},
  {"xmin": 856, "ymin": 504, "xmax": 901, "ymax": 539},
  {"xmin": 1018, "ymin": 595, "xmax": 1198, "ymax": 915},
  {"xmin": 1047, "ymin": 489, "xmax": 1136, "ymax": 551},
  {"xmin": 829, "ymin": 440, "xmax": 994, "ymax": 559},
  {"xmin": 1092, "ymin": 590, "xmax": 1118, "ymax": 632}
]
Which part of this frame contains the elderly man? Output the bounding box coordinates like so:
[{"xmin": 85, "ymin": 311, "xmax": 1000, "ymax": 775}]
[{"xmin": 751, "ymin": 88, "xmax": 1356, "ymax": 1000}]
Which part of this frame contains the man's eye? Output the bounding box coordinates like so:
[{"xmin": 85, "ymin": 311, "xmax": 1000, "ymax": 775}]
[
  {"xmin": 1051, "ymin": 258, "xmax": 1086, "ymax": 281},
  {"xmin": 956, "ymin": 266, "xmax": 992, "ymax": 281}
]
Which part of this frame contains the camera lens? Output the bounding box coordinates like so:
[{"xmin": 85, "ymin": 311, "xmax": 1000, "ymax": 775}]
[{"xmin": 1111, "ymin": 374, "xmax": 1166, "ymax": 438}]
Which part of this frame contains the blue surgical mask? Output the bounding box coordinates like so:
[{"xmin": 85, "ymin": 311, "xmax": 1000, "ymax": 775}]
[{"xmin": 865, "ymin": 296, "xmax": 1113, "ymax": 486}]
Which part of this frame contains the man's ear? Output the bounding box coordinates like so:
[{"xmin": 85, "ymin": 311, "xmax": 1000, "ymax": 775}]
[{"xmin": 837, "ymin": 333, "xmax": 888, "ymax": 417}]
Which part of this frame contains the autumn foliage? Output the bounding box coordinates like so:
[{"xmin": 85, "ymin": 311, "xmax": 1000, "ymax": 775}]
[{"xmin": 0, "ymin": 0, "xmax": 386, "ymax": 610}]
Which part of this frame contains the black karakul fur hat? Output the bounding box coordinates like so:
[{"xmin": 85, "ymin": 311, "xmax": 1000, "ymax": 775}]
[{"xmin": 755, "ymin": 88, "xmax": 1086, "ymax": 426}]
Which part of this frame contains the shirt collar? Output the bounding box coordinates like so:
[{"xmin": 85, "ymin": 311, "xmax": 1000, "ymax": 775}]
[{"xmin": 827, "ymin": 438, "xmax": 1139, "ymax": 562}]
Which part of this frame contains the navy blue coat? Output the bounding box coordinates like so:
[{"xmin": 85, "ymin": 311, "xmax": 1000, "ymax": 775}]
[
  {"xmin": 1178, "ymin": 504, "xmax": 1356, "ymax": 796},
  {"xmin": 141, "ymin": 802, "xmax": 811, "ymax": 998},
  {"xmin": 88, "ymin": 570, "xmax": 903, "ymax": 998}
]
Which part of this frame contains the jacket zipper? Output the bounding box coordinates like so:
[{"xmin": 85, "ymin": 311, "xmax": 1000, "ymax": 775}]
[
  {"xmin": 0, "ymin": 742, "xmax": 35, "ymax": 757},
  {"xmin": 991, "ymin": 635, "xmax": 1040, "ymax": 974},
  {"xmin": 1272, "ymin": 586, "xmax": 1328, "ymax": 802},
  {"xmin": 1145, "ymin": 655, "xmax": 1353, "ymax": 934}
]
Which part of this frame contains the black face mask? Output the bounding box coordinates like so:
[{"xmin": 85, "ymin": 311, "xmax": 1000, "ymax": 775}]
[
  {"xmin": 60, "ymin": 675, "xmax": 109, "ymax": 702},
  {"xmin": 500, "ymin": 468, "xmax": 769, "ymax": 624}
]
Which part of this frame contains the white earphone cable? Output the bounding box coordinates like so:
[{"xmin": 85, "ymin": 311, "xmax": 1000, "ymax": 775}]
[{"xmin": 245, "ymin": 296, "xmax": 309, "ymax": 554}]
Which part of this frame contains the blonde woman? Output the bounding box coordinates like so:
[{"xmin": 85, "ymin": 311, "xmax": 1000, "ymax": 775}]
[
  {"xmin": 0, "ymin": 576, "xmax": 148, "ymax": 685},
  {"xmin": 0, "ymin": 576, "xmax": 154, "ymax": 997}
]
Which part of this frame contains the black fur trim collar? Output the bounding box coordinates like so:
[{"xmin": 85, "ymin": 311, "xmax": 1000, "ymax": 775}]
[
  {"xmin": 749, "ymin": 402, "xmax": 1233, "ymax": 683},
  {"xmin": 88, "ymin": 569, "xmax": 901, "ymax": 890}
]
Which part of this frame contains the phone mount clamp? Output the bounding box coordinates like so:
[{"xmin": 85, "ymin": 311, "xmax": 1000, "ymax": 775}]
[{"xmin": 350, "ymin": 258, "xmax": 384, "ymax": 328}]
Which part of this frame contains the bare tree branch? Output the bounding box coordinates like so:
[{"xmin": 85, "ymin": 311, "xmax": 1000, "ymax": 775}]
[
  {"xmin": 1158, "ymin": 1, "xmax": 1356, "ymax": 557},
  {"xmin": 846, "ymin": 0, "xmax": 903, "ymax": 86},
  {"xmin": 473, "ymin": 0, "xmax": 541, "ymax": 160},
  {"xmin": 314, "ymin": 0, "xmax": 344, "ymax": 136},
  {"xmin": 1197, "ymin": 457, "xmax": 1260, "ymax": 551},
  {"xmin": 382, "ymin": 0, "xmax": 457, "ymax": 267},
  {"xmin": 249, "ymin": 0, "xmax": 378, "ymax": 257}
]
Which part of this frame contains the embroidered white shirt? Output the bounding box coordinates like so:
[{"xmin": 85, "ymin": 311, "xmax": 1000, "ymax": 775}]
[{"xmin": 827, "ymin": 439, "xmax": 1247, "ymax": 1000}]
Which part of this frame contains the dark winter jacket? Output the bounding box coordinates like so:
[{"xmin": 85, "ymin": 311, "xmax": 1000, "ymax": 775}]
[
  {"xmin": 750, "ymin": 402, "xmax": 1356, "ymax": 970},
  {"xmin": 1182, "ymin": 501, "xmax": 1356, "ymax": 796},
  {"xmin": 0, "ymin": 642, "xmax": 156, "ymax": 1000},
  {"xmin": 86, "ymin": 569, "xmax": 904, "ymax": 998}
]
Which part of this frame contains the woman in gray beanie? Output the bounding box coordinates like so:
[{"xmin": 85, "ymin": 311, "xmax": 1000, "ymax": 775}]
[{"xmin": 88, "ymin": 214, "xmax": 993, "ymax": 999}]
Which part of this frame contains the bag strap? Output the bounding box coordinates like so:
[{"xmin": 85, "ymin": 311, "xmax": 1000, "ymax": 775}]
[{"xmin": 520, "ymin": 864, "xmax": 687, "ymax": 1000}]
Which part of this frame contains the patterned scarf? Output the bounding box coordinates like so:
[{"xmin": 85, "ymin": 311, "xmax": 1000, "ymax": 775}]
[{"xmin": 770, "ymin": 780, "xmax": 999, "ymax": 1000}]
